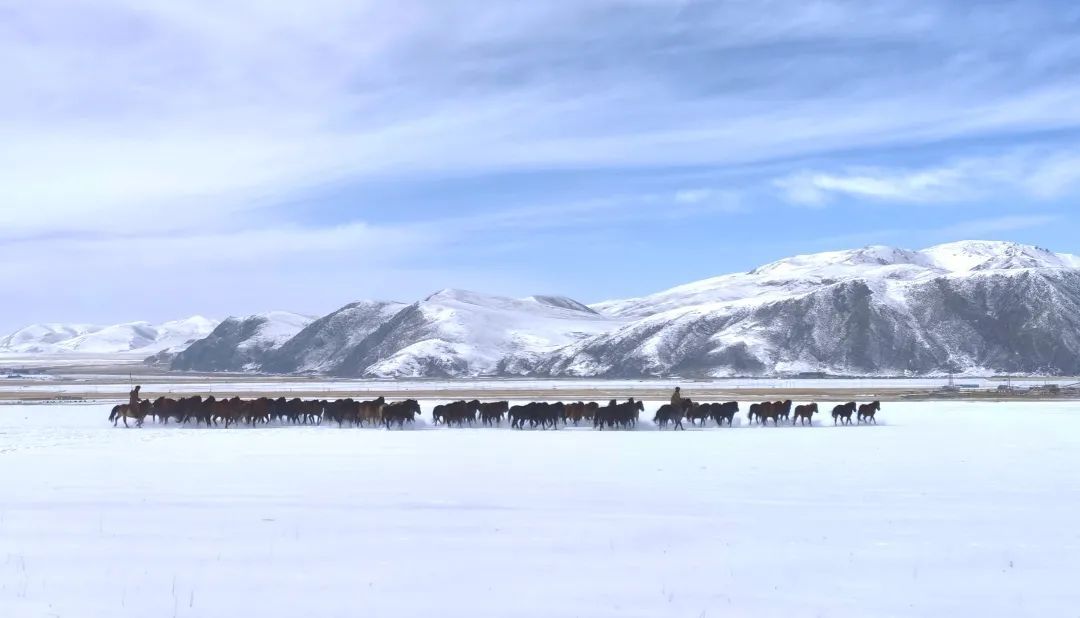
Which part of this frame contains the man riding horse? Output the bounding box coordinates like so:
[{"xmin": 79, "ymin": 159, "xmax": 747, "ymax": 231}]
[
  {"xmin": 670, "ymin": 386, "xmax": 683, "ymax": 409},
  {"xmin": 129, "ymin": 385, "xmax": 141, "ymax": 410}
]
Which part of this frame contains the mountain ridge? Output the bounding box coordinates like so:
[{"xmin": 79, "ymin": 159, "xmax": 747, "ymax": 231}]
[
  {"xmin": 0, "ymin": 316, "xmax": 218, "ymax": 356},
  {"xmin": 8, "ymin": 240, "xmax": 1080, "ymax": 377}
]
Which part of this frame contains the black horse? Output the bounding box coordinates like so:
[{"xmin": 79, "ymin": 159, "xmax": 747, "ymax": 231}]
[{"xmin": 832, "ymin": 402, "xmax": 856, "ymax": 426}]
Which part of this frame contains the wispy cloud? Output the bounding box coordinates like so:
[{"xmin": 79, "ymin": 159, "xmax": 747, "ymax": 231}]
[
  {"xmin": 6, "ymin": 1, "xmax": 1080, "ymax": 231},
  {"xmin": 3, "ymin": 0, "xmax": 1080, "ymax": 328},
  {"xmin": 775, "ymin": 149, "xmax": 1080, "ymax": 205}
]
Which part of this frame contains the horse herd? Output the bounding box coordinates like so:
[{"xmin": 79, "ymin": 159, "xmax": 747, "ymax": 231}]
[{"xmin": 109, "ymin": 395, "xmax": 883, "ymax": 430}]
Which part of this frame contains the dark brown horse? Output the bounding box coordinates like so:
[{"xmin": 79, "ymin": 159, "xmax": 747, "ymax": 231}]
[
  {"xmin": 654, "ymin": 398, "xmax": 691, "ymax": 430},
  {"xmin": 151, "ymin": 397, "xmax": 183, "ymax": 425},
  {"xmin": 708, "ymin": 401, "xmax": 739, "ymax": 427},
  {"xmin": 774, "ymin": 400, "xmax": 793, "ymax": 423},
  {"xmin": 685, "ymin": 401, "xmax": 711, "ymax": 426},
  {"xmin": 832, "ymin": 402, "xmax": 856, "ymax": 425},
  {"xmin": 792, "ymin": 403, "xmax": 818, "ymax": 425},
  {"xmin": 594, "ymin": 399, "xmax": 643, "ymax": 430},
  {"xmin": 564, "ymin": 402, "xmax": 591, "ymax": 425},
  {"xmin": 857, "ymin": 401, "xmax": 881, "ymax": 424},
  {"xmin": 749, "ymin": 401, "xmax": 780, "ymax": 426},
  {"xmin": 383, "ymin": 399, "xmax": 421, "ymax": 428},
  {"xmin": 479, "ymin": 401, "xmax": 509, "ymax": 426}
]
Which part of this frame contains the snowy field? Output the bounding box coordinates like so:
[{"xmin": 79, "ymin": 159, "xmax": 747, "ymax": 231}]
[
  {"xmin": 2, "ymin": 376, "xmax": 1077, "ymax": 398},
  {"xmin": 2, "ymin": 402, "xmax": 1079, "ymax": 617}
]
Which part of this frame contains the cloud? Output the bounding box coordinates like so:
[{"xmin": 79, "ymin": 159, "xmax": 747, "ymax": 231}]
[
  {"xmin": 775, "ymin": 165, "xmax": 978, "ymax": 205},
  {"xmin": 3, "ymin": 0, "xmax": 1080, "ymax": 329},
  {"xmin": 6, "ymin": 0, "xmax": 1080, "ymax": 234},
  {"xmin": 775, "ymin": 148, "xmax": 1080, "ymax": 205}
]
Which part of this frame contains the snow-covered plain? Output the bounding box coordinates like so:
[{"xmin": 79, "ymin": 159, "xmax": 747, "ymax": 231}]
[
  {"xmin": 0, "ymin": 376, "xmax": 1074, "ymax": 399},
  {"xmin": 2, "ymin": 401, "xmax": 1078, "ymax": 617}
]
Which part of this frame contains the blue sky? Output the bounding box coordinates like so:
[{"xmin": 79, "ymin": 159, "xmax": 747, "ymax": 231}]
[{"xmin": 2, "ymin": 0, "xmax": 1080, "ymax": 329}]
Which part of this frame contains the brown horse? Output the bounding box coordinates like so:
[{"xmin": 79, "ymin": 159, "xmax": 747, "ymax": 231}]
[
  {"xmin": 151, "ymin": 397, "xmax": 184, "ymax": 425},
  {"xmin": 685, "ymin": 401, "xmax": 711, "ymax": 426},
  {"xmin": 792, "ymin": 403, "xmax": 818, "ymax": 425},
  {"xmin": 564, "ymin": 402, "xmax": 590, "ymax": 425},
  {"xmin": 857, "ymin": 401, "xmax": 881, "ymax": 424},
  {"xmin": 479, "ymin": 401, "xmax": 509, "ymax": 426},
  {"xmin": 383, "ymin": 399, "xmax": 421, "ymax": 428},
  {"xmin": 357, "ymin": 396, "xmax": 385, "ymax": 426},
  {"xmin": 749, "ymin": 401, "xmax": 780, "ymax": 426},
  {"xmin": 110, "ymin": 400, "xmax": 151, "ymax": 427},
  {"xmin": 708, "ymin": 401, "xmax": 739, "ymax": 427},
  {"xmin": 774, "ymin": 400, "xmax": 793, "ymax": 423},
  {"xmin": 654, "ymin": 398, "xmax": 691, "ymax": 430}
]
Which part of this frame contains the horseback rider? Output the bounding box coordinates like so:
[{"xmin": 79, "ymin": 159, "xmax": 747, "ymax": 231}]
[
  {"xmin": 129, "ymin": 385, "xmax": 141, "ymax": 410},
  {"xmin": 670, "ymin": 386, "xmax": 683, "ymax": 410}
]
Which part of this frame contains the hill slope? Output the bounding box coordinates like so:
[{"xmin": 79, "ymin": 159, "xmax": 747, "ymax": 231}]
[
  {"xmin": 0, "ymin": 317, "xmax": 218, "ymax": 356},
  {"xmin": 544, "ymin": 241, "xmax": 1080, "ymax": 376},
  {"xmin": 326, "ymin": 290, "xmax": 622, "ymax": 377},
  {"xmin": 170, "ymin": 312, "xmax": 315, "ymax": 372}
]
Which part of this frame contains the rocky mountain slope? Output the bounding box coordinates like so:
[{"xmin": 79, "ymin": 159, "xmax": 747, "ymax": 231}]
[
  {"xmin": 258, "ymin": 301, "xmax": 410, "ymax": 374},
  {"xmin": 543, "ymin": 241, "xmax": 1080, "ymax": 377},
  {"xmin": 324, "ymin": 290, "xmax": 620, "ymax": 378},
  {"xmin": 169, "ymin": 312, "xmax": 314, "ymax": 371}
]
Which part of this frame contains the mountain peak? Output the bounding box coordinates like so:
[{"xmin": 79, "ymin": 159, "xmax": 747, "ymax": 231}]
[
  {"xmin": 748, "ymin": 245, "xmax": 925, "ymax": 277},
  {"xmin": 0, "ymin": 316, "xmax": 219, "ymax": 355},
  {"xmin": 921, "ymin": 240, "xmax": 1080, "ymax": 272},
  {"xmin": 524, "ymin": 295, "xmax": 598, "ymax": 314}
]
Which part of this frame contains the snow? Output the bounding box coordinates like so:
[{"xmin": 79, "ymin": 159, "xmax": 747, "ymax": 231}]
[
  {"xmin": 0, "ymin": 324, "xmax": 103, "ymax": 352},
  {"xmin": 0, "ymin": 375, "xmax": 1070, "ymax": 397},
  {"xmin": 234, "ymin": 312, "xmax": 314, "ymax": 352},
  {"xmin": 923, "ymin": 240, "xmax": 1080, "ymax": 272},
  {"xmin": 0, "ymin": 316, "xmax": 218, "ymax": 356},
  {"xmin": 1, "ymin": 400, "xmax": 1078, "ymax": 617},
  {"xmin": 590, "ymin": 240, "xmax": 1080, "ymax": 319},
  {"xmin": 364, "ymin": 289, "xmax": 623, "ymax": 377}
]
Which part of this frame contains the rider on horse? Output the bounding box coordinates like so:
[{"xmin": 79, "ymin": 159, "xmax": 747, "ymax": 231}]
[{"xmin": 129, "ymin": 385, "xmax": 141, "ymax": 410}]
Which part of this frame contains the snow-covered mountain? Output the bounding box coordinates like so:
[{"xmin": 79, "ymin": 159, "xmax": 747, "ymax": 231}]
[
  {"xmin": 545, "ymin": 241, "xmax": 1080, "ymax": 376},
  {"xmin": 0, "ymin": 316, "xmax": 218, "ymax": 356},
  {"xmin": 170, "ymin": 312, "xmax": 315, "ymax": 371},
  {"xmin": 0, "ymin": 324, "xmax": 103, "ymax": 352},
  {"xmin": 172, "ymin": 291, "xmax": 619, "ymax": 377},
  {"xmin": 327, "ymin": 290, "xmax": 621, "ymax": 377},
  {"xmin": 258, "ymin": 300, "xmax": 410, "ymax": 374},
  {"xmin": 590, "ymin": 242, "xmax": 1080, "ymax": 320},
  {"xmin": 38, "ymin": 240, "xmax": 1080, "ymax": 377}
]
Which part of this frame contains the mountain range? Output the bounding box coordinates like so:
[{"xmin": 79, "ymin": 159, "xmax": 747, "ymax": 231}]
[
  {"xmin": 0, "ymin": 316, "xmax": 218, "ymax": 357},
  {"xmin": 6, "ymin": 241, "xmax": 1080, "ymax": 377}
]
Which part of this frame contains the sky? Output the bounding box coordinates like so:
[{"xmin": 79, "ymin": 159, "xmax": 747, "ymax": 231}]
[{"xmin": 3, "ymin": 0, "xmax": 1080, "ymax": 330}]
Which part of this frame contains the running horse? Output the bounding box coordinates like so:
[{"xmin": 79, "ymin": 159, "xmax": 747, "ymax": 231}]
[
  {"xmin": 831, "ymin": 402, "xmax": 856, "ymax": 426},
  {"xmin": 792, "ymin": 403, "xmax": 818, "ymax": 425},
  {"xmin": 857, "ymin": 401, "xmax": 881, "ymax": 424},
  {"xmin": 110, "ymin": 400, "xmax": 152, "ymax": 427}
]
